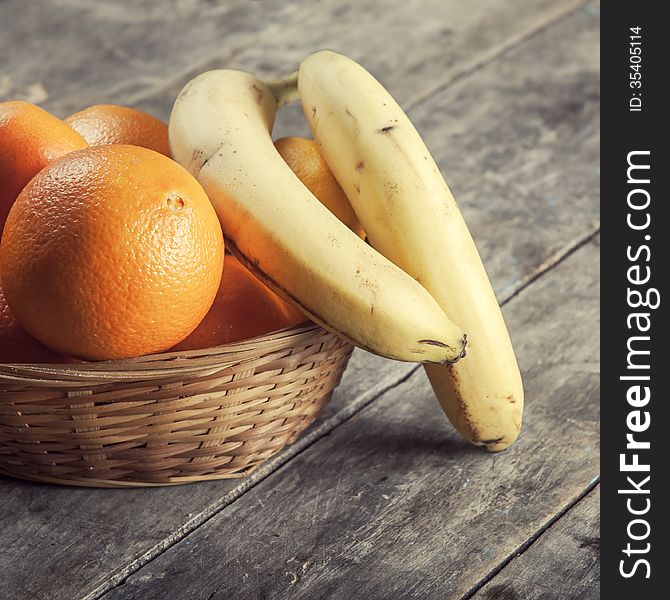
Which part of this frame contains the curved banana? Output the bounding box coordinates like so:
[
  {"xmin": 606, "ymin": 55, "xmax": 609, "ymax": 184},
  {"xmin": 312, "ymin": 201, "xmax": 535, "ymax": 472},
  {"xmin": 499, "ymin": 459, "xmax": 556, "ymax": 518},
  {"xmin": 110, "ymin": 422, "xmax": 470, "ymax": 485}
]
[
  {"xmin": 298, "ymin": 51, "xmax": 523, "ymax": 451},
  {"xmin": 168, "ymin": 69, "xmax": 467, "ymax": 364}
]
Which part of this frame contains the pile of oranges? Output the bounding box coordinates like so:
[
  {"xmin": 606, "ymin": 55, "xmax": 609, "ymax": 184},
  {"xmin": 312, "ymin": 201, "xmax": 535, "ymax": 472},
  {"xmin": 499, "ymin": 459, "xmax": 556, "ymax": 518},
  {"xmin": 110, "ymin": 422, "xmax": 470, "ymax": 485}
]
[{"xmin": 0, "ymin": 100, "xmax": 361, "ymax": 364}]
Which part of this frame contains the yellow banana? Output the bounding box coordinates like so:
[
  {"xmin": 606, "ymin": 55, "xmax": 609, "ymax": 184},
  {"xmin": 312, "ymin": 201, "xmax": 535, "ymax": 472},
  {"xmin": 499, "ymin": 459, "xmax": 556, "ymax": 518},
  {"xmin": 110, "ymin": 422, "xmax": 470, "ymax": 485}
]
[
  {"xmin": 298, "ymin": 51, "xmax": 523, "ymax": 450},
  {"xmin": 169, "ymin": 69, "xmax": 466, "ymax": 364}
]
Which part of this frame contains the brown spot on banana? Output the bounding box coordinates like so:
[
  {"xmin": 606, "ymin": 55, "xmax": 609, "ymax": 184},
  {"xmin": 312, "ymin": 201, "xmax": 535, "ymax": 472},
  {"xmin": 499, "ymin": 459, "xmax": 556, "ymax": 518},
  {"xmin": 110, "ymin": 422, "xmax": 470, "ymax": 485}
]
[
  {"xmin": 250, "ymin": 83, "xmax": 264, "ymax": 105},
  {"xmin": 191, "ymin": 148, "xmax": 205, "ymax": 170}
]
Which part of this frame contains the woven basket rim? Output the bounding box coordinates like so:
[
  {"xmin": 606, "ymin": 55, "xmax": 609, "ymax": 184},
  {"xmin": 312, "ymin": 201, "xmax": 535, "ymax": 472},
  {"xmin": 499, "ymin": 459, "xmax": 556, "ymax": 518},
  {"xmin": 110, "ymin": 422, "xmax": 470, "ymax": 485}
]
[
  {"xmin": 0, "ymin": 321, "xmax": 325, "ymax": 384},
  {"xmin": 0, "ymin": 322, "xmax": 353, "ymax": 486}
]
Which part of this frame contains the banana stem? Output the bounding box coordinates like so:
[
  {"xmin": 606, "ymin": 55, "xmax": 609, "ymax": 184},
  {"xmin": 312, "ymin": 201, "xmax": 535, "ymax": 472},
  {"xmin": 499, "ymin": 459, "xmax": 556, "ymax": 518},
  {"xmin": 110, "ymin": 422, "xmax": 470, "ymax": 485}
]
[{"xmin": 265, "ymin": 71, "xmax": 299, "ymax": 107}]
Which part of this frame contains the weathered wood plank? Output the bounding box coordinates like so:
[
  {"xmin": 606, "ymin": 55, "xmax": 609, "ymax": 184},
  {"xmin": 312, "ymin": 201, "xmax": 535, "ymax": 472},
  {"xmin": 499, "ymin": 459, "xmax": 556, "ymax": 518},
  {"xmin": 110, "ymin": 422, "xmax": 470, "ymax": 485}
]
[
  {"xmin": 0, "ymin": 4, "xmax": 599, "ymax": 600},
  {"xmin": 0, "ymin": 0, "xmax": 589, "ymax": 118},
  {"xmin": 131, "ymin": 0, "xmax": 591, "ymax": 121},
  {"xmin": 472, "ymin": 487, "xmax": 600, "ymax": 599},
  {"xmin": 100, "ymin": 238, "xmax": 600, "ymax": 600},
  {"xmin": 124, "ymin": 0, "xmax": 595, "ymax": 162},
  {"xmin": 0, "ymin": 0, "xmax": 294, "ymax": 111}
]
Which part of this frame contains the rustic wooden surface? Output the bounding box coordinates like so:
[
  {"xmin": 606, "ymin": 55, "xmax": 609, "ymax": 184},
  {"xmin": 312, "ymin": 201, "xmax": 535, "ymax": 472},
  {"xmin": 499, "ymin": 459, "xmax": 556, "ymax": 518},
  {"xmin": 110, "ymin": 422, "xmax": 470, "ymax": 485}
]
[
  {"xmin": 473, "ymin": 487, "xmax": 600, "ymax": 599},
  {"xmin": 102, "ymin": 234, "xmax": 601, "ymax": 600},
  {"xmin": 0, "ymin": 1, "xmax": 600, "ymax": 599}
]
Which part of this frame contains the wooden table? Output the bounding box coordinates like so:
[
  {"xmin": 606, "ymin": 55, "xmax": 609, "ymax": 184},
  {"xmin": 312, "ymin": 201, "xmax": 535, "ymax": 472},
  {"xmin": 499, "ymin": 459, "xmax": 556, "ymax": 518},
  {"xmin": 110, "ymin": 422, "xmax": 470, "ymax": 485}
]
[{"xmin": 0, "ymin": 1, "xmax": 600, "ymax": 598}]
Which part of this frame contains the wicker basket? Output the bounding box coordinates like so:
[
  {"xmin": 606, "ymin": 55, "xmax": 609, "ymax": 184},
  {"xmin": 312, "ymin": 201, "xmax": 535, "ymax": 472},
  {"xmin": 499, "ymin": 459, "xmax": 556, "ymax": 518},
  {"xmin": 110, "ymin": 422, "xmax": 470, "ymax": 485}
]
[{"xmin": 0, "ymin": 323, "xmax": 352, "ymax": 487}]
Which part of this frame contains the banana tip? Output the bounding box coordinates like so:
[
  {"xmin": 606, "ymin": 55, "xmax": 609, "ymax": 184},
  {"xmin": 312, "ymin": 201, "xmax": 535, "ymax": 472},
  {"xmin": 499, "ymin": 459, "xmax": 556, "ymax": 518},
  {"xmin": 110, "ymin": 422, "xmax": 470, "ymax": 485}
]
[
  {"xmin": 444, "ymin": 333, "xmax": 468, "ymax": 366},
  {"xmin": 418, "ymin": 333, "xmax": 467, "ymax": 366}
]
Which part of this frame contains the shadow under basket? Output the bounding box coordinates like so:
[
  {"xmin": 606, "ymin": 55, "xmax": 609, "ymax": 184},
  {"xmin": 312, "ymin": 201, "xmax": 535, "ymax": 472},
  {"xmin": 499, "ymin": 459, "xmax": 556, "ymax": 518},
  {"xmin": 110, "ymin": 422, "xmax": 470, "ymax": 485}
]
[{"xmin": 0, "ymin": 324, "xmax": 353, "ymax": 488}]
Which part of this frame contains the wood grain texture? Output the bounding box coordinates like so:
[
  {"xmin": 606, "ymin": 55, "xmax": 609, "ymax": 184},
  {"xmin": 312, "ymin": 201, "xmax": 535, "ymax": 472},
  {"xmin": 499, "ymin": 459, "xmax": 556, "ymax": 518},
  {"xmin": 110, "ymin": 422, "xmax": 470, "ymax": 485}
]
[
  {"xmin": 472, "ymin": 487, "xmax": 600, "ymax": 600},
  {"xmin": 101, "ymin": 237, "xmax": 600, "ymax": 600},
  {"xmin": 0, "ymin": 0, "xmax": 293, "ymax": 113},
  {"xmin": 0, "ymin": 0, "xmax": 589, "ymax": 117},
  {"xmin": 0, "ymin": 2, "xmax": 599, "ymax": 599},
  {"xmin": 131, "ymin": 0, "xmax": 591, "ymax": 121}
]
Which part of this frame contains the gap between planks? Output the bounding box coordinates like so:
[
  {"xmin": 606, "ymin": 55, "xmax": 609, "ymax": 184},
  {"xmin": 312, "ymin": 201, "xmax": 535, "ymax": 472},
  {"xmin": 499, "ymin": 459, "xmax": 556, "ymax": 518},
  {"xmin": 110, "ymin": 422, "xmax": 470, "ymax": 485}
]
[
  {"xmin": 460, "ymin": 479, "xmax": 601, "ymax": 599},
  {"xmin": 90, "ymin": 226, "xmax": 600, "ymax": 600}
]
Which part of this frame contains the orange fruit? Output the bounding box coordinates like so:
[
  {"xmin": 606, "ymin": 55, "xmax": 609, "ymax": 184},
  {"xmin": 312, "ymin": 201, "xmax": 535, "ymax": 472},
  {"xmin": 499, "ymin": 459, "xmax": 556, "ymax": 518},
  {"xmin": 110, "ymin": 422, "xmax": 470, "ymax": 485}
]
[
  {"xmin": 172, "ymin": 255, "xmax": 307, "ymax": 351},
  {"xmin": 65, "ymin": 104, "xmax": 171, "ymax": 156},
  {"xmin": 0, "ymin": 100, "xmax": 88, "ymax": 232},
  {"xmin": 0, "ymin": 144, "xmax": 224, "ymax": 361},
  {"xmin": 274, "ymin": 136, "xmax": 365, "ymax": 237},
  {"xmin": 0, "ymin": 279, "xmax": 67, "ymax": 364}
]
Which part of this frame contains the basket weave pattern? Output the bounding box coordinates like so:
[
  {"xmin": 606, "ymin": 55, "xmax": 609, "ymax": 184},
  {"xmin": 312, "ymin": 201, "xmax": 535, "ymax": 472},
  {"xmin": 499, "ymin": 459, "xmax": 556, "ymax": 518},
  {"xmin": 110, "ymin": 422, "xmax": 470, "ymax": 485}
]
[{"xmin": 0, "ymin": 324, "xmax": 352, "ymax": 487}]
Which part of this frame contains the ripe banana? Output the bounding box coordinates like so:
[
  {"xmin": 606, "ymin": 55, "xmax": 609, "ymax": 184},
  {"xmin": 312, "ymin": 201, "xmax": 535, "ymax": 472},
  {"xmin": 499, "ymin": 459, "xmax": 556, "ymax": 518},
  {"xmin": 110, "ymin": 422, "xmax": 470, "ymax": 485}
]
[
  {"xmin": 168, "ymin": 69, "xmax": 467, "ymax": 364},
  {"xmin": 298, "ymin": 51, "xmax": 524, "ymax": 451}
]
